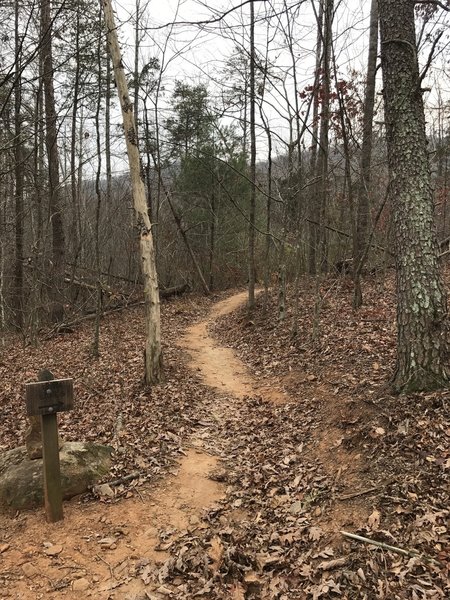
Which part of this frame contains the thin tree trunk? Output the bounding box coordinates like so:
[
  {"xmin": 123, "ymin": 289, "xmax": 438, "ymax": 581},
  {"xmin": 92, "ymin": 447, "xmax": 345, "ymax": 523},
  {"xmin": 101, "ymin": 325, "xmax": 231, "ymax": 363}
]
[
  {"xmin": 14, "ymin": 0, "xmax": 24, "ymax": 330},
  {"xmin": 209, "ymin": 151, "xmax": 216, "ymax": 291},
  {"xmin": 379, "ymin": 0, "xmax": 449, "ymax": 392},
  {"xmin": 152, "ymin": 162, "xmax": 210, "ymax": 295},
  {"xmin": 308, "ymin": 0, "xmax": 324, "ymax": 275},
  {"xmin": 353, "ymin": 0, "xmax": 378, "ymax": 309},
  {"xmin": 134, "ymin": 0, "xmax": 140, "ymax": 136},
  {"xmin": 105, "ymin": 54, "xmax": 113, "ymax": 287},
  {"xmin": 248, "ymin": 0, "xmax": 257, "ymax": 311},
  {"xmin": 316, "ymin": 0, "xmax": 333, "ymax": 273},
  {"xmin": 41, "ymin": 0, "xmax": 66, "ymax": 323},
  {"xmin": 102, "ymin": 0, "xmax": 163, "ymax": 384},
  {"xmin": 260, "ymin": 106, "xmax": 272, "ymax": 315},
  {"xmin": 70, "ymin": 7, "xmax": 81, "ymax": 265},
  {"xmin": 93, "ymin": 13, "xmax": 103, "ymax": 357},
  {"xmin": 332, "ymin": 40, "xmax": 356, "ymax": 272}
]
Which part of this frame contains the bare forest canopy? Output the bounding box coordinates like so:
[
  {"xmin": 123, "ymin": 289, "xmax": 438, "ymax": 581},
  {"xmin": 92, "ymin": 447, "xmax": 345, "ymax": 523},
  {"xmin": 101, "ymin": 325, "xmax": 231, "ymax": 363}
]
[{"xmin": 1, "ymin": 0, "xmax": 450, "ymax": 355}]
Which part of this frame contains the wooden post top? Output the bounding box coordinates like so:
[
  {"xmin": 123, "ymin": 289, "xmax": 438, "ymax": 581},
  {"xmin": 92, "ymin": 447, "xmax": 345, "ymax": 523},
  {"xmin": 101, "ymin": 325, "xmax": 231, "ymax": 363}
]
[{"xmin": 25, "ymin": 378, "xmax": 74, "ymax": 417}]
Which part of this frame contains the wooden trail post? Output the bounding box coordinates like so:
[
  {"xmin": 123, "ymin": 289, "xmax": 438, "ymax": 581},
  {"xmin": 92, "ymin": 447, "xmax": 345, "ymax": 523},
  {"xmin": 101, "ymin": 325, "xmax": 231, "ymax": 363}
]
[{"xmin": 25, "ymin": 371, "xmax": 74, "ymax": 523}]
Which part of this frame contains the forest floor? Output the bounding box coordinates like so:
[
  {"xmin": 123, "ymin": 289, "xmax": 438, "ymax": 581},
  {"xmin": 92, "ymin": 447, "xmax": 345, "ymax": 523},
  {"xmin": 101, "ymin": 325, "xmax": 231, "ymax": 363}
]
[{"xmin": 0, "ymin": 274, "xmax": 448, "ymax": 599}]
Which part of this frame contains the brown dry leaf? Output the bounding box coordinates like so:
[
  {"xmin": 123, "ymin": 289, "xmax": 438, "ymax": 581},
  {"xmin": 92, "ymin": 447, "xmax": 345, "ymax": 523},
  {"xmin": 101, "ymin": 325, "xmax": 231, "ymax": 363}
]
[
  {"xmin": 255, "ymin": 552, "xmax": 281, "ymax": 570},
  {"xmin": 308, "ymin": 526, "xmax": 323, "ymax": 541},
  {"xmin": 368, "ymin": 509, "xmax": 381, "ymax": 531},
  {"xmin": 230, "ymin": 581, "xmax": 245, "ymax": 599},
  {"xmin": 244, "ymin": 571, "xmax": 262, "ymax": 585},
  {"xmin": 317, "ymin": 557, "xmax": 348, "ymax": 571},
  {"xmin": 208, "ymin": 536, "xmax": 224, "ymax": 572},
  {"xmin": 141, "ymin": 564, "xmax": 153, "ymax": 585}
]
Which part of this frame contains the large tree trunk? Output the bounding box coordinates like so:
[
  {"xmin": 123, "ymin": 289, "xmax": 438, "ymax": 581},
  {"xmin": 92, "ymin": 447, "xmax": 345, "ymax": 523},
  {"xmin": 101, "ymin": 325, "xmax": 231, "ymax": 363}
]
[
  {"xmin": 379, "ymin": 0, "xmax": 449, "ymax": 392},
  {"xmin": 353, "ymin": 0, "xmax": 378, "ymax": 309},
  {"xmin": 41, "ymin": 0, "xmax": 66, "ymax": 323},
  {"xmin": 102, "ymin": 0, "xmax": 163, "ymax": 384}
]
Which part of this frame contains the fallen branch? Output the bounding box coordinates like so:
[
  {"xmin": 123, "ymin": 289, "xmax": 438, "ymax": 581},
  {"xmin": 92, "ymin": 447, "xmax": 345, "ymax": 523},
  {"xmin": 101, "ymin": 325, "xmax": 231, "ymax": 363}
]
[
  {"xmin": 107, "ymin": 472, "xmax": 142, "ymax": 487},
  {"xmin": 338, "ymin": 486, "xmax": 377, "ymax": 500},
  {"xmin": 46, "ymin": 285, "xmax": 189, "ymax": 337},
  {"xmin": 42, "ymin": 301, "xmax": 145, "ymax": 338},
  {"xmin": 340, "ymin": 530, "xmax": 443, "ymax": 567},
  {"xmin": 160, "ymin": 283, "xmax": 190, "ymax": 299}
]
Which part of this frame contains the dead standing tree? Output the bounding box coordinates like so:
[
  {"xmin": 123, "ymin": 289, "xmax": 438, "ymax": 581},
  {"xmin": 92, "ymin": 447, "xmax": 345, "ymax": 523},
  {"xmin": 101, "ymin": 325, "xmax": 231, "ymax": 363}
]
[{"xmin": 101, "ymin": 0, "xmax": 162, "ymax": 384}]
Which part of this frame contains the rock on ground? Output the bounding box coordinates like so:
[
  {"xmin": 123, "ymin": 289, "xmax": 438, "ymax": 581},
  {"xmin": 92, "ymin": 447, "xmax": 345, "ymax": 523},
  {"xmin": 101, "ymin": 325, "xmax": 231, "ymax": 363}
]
[{"xmin": 0, "ymin": 441, "xmax": 112, "ymax": 511}]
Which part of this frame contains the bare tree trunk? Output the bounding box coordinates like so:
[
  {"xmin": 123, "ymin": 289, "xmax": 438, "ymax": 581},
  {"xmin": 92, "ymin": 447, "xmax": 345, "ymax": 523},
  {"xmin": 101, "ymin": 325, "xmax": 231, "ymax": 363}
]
[
  {"xmin": 14, "ymin": 0, "xmax": 24, "ymax": 330},
  {"xmin": 316, "ymin": 0, "xmax": 333, "ymax": 273},
  {"xmin": 353, "ymin": 0, "xmax": 378, "ymax": 309},
  {"xmin": 105, "ymin": 54, "xmax": 113, "ymax": 288},
  {"xmin": 70, "ymin": 6, "xmax": 81, "ymax": 265},
  {"xmin": 332, "ymin": 39, "xmax": 356, "ymax": 272},
  {"xmin": 133, "ymin": 0, "xmax": 141, "ymax": 136},
  {"xmin": 208, "ymin": 152, "xmax": 217, "ymax": 291},
  {"xmin": 152, "ymin": 163, "xmax": 210, "ymax": 295},
  {"xmin": 308, "ymin": 0, "xmax": 324, "ymax": 275},
  {"xmin": 102, "ymin": 0, "xmax": 163, "ymax": 384},
  {"xmin": 93, "ymin": 14, "xmax": 103, "ymax": 357},
  {"xmin": 248, "ymin": 0, "xmax": 257, "ymax": 311},
  {"xmin": 41, "ymin": 0, "xmax": 66, "ymax": 323},
  {"xmin": 379, "ymin": 0, "xmax": 449, "ymax": 392},
  {"xmin": 260, "ymin": 105, "xmax": 272, "ymax": 315}
]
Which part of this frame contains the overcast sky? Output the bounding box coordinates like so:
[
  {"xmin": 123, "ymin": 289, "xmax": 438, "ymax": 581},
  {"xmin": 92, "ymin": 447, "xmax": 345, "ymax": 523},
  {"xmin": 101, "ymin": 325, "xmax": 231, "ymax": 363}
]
[{"xmin": 81, "ymin": 0, "xmax": 450, "ymax": 174}]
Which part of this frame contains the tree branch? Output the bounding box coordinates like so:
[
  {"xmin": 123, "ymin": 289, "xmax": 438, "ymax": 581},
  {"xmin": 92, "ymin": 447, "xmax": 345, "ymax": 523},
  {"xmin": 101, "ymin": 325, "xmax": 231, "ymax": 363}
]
[
  {"xmin": 419, "ymin": 30, "xmax": 444, "ymax": 83},
  {"xmin": 414, "ymin": 0, "xmax": 450, "ymax": 11},
  {"xmin": 146, "ymin": 0, "xmax": 269, "ymax": 30}
]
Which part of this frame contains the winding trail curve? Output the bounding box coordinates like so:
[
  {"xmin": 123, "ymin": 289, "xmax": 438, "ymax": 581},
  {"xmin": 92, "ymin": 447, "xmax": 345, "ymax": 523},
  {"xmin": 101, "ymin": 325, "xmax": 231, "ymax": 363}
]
[{"xmin": 178, "ymin": 290, "xmax": 287, "ymax": 403}]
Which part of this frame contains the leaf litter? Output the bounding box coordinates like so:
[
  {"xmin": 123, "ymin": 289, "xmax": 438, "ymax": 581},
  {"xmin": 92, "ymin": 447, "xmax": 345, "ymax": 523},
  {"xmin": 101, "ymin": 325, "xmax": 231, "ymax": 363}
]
[{"xmin": 0, "ymin": 274, "xmax": 448, "ymax": 598}]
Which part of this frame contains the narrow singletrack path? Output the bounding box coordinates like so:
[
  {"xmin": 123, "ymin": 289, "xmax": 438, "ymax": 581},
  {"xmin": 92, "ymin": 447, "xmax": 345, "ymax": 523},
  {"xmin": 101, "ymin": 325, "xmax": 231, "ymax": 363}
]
[{"xmin": 179, "ymin": 290, "xmax": 287, "ymax": 403}]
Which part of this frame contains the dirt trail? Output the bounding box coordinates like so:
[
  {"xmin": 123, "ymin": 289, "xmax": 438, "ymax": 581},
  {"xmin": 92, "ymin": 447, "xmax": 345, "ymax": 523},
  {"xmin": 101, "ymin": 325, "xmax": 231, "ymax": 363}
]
[
  {"xmin": 1, "ymin": 291, "xmax": 265, "ymax": 600},
  {"xmin": 179, "ymin": 290, "xmax": 287, "ymax": 403},
  {"xmin": 1, "ymin": 289, "xmax": 369, "ymax": 598},
  {"xmin": 0, "ymin": 448, "xmax": 224, "ymax": 599}
]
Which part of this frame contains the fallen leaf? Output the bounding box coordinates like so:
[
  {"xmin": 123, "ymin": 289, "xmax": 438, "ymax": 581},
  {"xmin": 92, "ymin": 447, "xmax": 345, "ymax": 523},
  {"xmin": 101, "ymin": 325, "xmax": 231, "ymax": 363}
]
[
  {"xmin": 230, "ymin": 582, "xmax": 245, "ymax": 599},
  {"xmin": 368, "ymin": 509, "xmax": 381, "ymax": 530},
  {"xmin": 309, "ymin": 526, "xmax": 323, "ymax": 541},
  {"xmin": 318, "ymin": 557, "xmax": 348, "ymax": 571},
  {"xmin": 208, "ymin": 536, "xmax": 224, "ymax": 571}
]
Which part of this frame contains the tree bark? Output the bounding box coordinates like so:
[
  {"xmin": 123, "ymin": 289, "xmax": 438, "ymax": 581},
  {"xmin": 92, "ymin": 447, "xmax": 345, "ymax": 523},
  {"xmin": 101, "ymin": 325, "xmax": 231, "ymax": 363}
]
[
  {"xmin": 248, "ymin": 0, "xmax": 257, "ymax": 311},
  {"xmin": 102, "ymin": 0, "xmax": 163, "ymax": 384},
  {"xmin": 308, "ymin": 0, "xmax": 324, "ymax": 275},
  {"xmin": 14, "ymin": 0, "xmax": 24, "ymax": 330},
  {"xmin": 379, "ymin": 0, "xmax": 449, "ymax": 392},
  {"xmin": 41, "ymin": 0, "xmax": 66, "ymax": 323},
  {"xmin": 93, "ymin": 14, "xmax": 103, "ymax": 357},
  {"xmin": 70, "ymin": 7, "xmax": 81, "ymax": 265},
  {"xmin": 316, "ymin": 0, "xmax": 333, "ymax": 273},
  {"xmin": 353, "ymin": 0, "xmax": 378, "ymax": 309}
]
